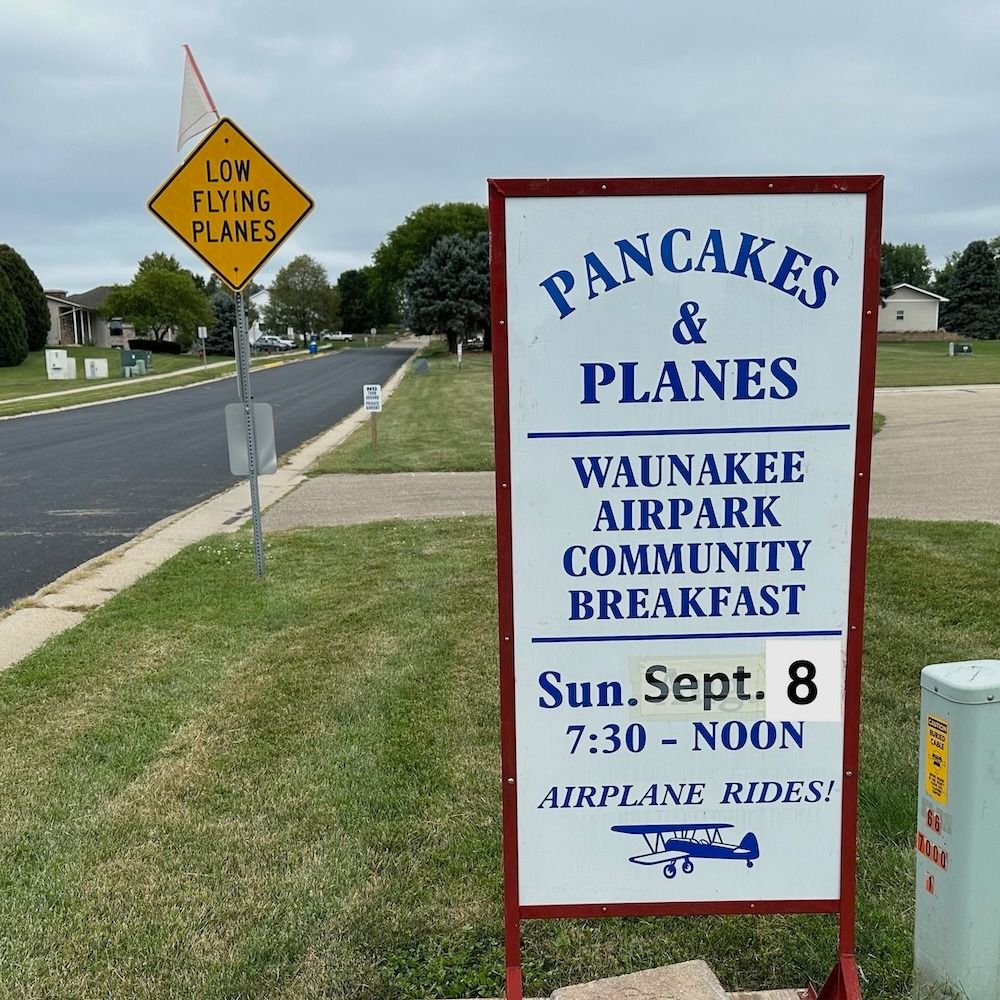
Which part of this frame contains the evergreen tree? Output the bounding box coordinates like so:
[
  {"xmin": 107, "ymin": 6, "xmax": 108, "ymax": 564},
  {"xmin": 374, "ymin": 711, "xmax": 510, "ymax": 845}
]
[
  {"xmin": 945, "ymin": 240, "xmax": 1000, "ymax": 339},
  {"xmin": 0, "ymin": 245, "xmax": 49, "ymax": 351},
  {"xmin": 403, "ymin": 233, "xmax": 489, "ymax": 353},
  {"xmin": 0, "ymin": 267, "xmax": 28, "ymax": 367}
]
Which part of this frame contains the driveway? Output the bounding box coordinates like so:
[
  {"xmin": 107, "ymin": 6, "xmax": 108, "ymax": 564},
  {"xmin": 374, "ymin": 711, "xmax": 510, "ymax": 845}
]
[{"xmin": 870, "ymin": 384, "xmax": 1000, "ymax": 523}]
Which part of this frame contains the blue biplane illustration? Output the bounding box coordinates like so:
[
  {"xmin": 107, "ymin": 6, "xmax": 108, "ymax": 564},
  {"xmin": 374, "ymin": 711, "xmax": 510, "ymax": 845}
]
[{"xmin": 611, "ymin": 823, "xmax": 760, "ymax": 879}]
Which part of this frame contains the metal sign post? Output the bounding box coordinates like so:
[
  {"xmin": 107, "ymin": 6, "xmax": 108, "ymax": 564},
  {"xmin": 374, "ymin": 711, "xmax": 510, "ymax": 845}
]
[
  {"xmin": 233, "ymin": 290, "xmax": 265, "ymax": 578},
  {"xmin": 490, "ymin": 175, "xmax": 883, "ymax": 1000},
  {"xmin": 148, "ymin": 112, "xmax": 313, "ymax": 581}
]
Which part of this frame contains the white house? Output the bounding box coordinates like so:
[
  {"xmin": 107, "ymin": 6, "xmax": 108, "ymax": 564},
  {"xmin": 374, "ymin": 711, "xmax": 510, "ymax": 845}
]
[{"xmin": 878, "ymin": 283, "xmax": 948, "ymax": 333}]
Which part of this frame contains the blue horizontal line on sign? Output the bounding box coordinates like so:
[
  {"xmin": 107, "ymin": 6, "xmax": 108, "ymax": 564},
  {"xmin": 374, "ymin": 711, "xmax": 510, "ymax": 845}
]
[
  {"xmin": 526, "ymin": 424, "xmax": 851, "ymax": 440},
  {"xmin": 531, "ymin": 629, "xmax": 843, "ymax": 644}
]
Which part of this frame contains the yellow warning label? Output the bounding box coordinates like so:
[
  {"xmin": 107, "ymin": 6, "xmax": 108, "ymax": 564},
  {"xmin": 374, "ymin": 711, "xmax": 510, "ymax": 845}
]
[{"xmin": 925, "ymin": 714, "xmax": 949, "ymax": 805}]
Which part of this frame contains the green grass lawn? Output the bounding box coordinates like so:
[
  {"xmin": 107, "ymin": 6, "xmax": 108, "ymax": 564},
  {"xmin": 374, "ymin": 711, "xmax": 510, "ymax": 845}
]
[
  {"xmin": 875, "ymin": 338, "xmax": 1000, "ymax": 386},
  {"xmin": 0, "ymin": 515, "xmax": 992, "ymax": 998},
  {"xmin": 316, "ymin": 342, "xmax": 889, "ymax": 477},
  {"xmin": 310, "ymin": 342, "xmax": 494, "ymax": 474},
  {"xmin": 0, "ymin": 346, "xmax": 213, "ymax": 400},
  {"xmin": 0, "ymin": 348, "xmax": 300, "ymax": 418}
]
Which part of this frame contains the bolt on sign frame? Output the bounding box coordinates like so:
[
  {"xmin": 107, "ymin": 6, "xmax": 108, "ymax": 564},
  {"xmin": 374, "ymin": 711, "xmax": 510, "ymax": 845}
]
[{"xmin": 489, "ymin": 176, "xmax": 883, "ymax": 1000}]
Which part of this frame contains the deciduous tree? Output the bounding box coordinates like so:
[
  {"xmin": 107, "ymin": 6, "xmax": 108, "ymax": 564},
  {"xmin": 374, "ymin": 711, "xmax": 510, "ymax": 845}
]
[
  {"xmin": 104, "ymin": 253, "xmax": 212, "ymax": 342},
  {"xmin": 879, "ymin": 257, "xmax": 895, "ymax": 307},
  {"xmin": 263, "ymin": 255, "xmax": 331, "ymax": 337},
  {"xmin": 881, "ymin": 242, "xmax": 932, "ymax": 289}
]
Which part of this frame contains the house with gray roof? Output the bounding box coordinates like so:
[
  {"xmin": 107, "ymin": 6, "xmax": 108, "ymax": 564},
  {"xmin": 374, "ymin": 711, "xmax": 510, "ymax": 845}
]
[{"xmin": 44, "ymin": 287, "xmax": 133, "ymax": 347}]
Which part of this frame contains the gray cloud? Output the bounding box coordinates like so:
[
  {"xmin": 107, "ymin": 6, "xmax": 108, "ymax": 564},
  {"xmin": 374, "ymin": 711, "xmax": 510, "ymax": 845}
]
[{"xmin": 3, "ymin": 0, "xmax": 999, "ymax": 294}]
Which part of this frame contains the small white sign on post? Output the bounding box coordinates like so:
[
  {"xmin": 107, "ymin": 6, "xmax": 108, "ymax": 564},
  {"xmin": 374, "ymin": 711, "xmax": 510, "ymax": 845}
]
[
  {"xmin": 197, "ymin": 326, "xmax": 208, "ymax": 339},
  {"xmin": 363, "ymin": 384, "xmax": 383, "ymax": 413}
]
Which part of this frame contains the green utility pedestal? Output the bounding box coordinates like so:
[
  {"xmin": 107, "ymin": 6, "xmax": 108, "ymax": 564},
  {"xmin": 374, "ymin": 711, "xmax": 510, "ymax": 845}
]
[{"xmin": 915, "ymin": 660, "xmax": 1000, "ymax": 999}]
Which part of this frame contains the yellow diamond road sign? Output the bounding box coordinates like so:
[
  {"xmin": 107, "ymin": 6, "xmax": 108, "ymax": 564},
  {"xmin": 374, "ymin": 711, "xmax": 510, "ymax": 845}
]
[{"xmin": 148, "ymin": 118, "xmax": 313, "ymax": 291}]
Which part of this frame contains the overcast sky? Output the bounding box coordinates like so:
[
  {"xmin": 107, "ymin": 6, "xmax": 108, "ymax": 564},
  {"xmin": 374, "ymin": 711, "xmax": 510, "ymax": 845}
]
[{"xmin": 4, "ymin": 1, "xmax": 1000, "ymax": 294}]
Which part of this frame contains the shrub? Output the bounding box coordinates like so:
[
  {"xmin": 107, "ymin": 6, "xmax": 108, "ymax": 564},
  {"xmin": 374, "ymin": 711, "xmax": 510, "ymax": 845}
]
[
  {"xmin": 128, "ymin": 338, "xmax": 183, "ymax": 355},
  {"xmin": 0, "ymin": 267, "xmax": 28, "ymax": 367}
]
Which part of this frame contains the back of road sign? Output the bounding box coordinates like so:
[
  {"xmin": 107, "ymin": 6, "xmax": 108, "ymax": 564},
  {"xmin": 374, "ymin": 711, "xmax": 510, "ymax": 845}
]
[{"xmin": 225, "ymin": 402, "xmax": 277, "ymax": 476}]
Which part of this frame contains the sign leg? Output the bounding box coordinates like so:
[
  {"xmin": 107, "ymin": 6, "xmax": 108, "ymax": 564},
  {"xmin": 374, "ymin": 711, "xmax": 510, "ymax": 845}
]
[
  {"xmin": 234, "ymin": 290, "xmax": 266, "ymax": 578},
  {"xmin": 504, "ymin": 923, "xmax": 522, "ymax": 1000},
  {"xmin": 816, "ymin": 954, "xmax": 862, "ymax": 999}
]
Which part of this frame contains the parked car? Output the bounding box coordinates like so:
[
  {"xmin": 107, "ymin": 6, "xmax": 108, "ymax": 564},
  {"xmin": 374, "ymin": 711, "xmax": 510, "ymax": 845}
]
[
  {"xmin": 321, "ymin": 331, "xmax": 354, "ymax": 342},
  {"xmin": 254, "ymin": 334, "xmax": 294, "ymax": 352}
]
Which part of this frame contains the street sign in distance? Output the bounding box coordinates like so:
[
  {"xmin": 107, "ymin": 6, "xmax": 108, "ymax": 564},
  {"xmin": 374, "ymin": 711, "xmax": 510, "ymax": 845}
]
[{"xmin": 148, "ymin": 118, "xmax": 313, "ymax": 291}]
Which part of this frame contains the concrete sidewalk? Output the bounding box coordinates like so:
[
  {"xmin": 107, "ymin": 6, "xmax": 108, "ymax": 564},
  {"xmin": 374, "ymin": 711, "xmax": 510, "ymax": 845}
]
[{"xmin": 263, "ymin": 471, "xmax": 494, "ymax": 531}]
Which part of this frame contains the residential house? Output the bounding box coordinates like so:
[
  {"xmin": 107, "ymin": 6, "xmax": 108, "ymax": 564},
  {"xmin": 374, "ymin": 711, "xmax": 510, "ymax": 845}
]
[
  {"xmin": 878, "ymin": 283, "xmax": 948, "ymax": 333},
  {"xmin": 45, "ymin": 287, "xmax": 138, "ymax": 347}
]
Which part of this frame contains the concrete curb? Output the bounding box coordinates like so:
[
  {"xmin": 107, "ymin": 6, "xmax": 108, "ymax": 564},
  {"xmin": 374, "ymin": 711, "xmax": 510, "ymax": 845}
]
[{"xmin": 0, "ymin": 348, "xmax": 416, "ymax": 672}]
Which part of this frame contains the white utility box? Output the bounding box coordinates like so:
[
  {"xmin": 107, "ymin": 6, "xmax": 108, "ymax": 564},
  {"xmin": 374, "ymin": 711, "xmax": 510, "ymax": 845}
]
[
  {"xmin": 84, "ymin": 358, "xmax": 109, "ymax": 379},
  {"xmin": 45, "ymin": 349, "xmax": 69, "ymax": 379},
  {"xmin": 915, "ymin": 659, "xmax": 1000, "ymax": 998}
]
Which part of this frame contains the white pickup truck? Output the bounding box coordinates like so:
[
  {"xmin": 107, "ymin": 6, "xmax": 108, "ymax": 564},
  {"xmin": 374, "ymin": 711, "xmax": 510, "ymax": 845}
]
[{"xmin": 321, "ymin": 331, "xmax": 354, "ymax": 342}]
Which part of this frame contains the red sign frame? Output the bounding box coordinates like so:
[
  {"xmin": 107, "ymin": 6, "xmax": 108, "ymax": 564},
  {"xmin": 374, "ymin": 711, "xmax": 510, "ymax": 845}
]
[{"xmin": 489, "ymin": 175, "xmax": 883, "ymax": 1000}]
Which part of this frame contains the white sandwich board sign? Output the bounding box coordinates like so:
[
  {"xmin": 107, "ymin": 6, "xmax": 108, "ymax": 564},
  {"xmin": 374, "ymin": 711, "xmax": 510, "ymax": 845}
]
[{"xmin": 489, "ymin": 176, "xmax": 883, "ymax": 1000}]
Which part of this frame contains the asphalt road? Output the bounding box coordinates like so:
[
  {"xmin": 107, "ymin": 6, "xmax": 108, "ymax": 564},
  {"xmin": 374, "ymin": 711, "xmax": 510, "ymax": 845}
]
[{"xmin": 0, "ymin": 348, "xmax": 413, "ymax": 610}]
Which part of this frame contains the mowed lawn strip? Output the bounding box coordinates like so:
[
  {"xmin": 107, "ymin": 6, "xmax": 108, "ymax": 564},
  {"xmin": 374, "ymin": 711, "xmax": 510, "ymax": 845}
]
[
  {"xmin": 1, "ymin": 514, "xmax": 994, "ymax": 998},
  {"xmin": 875, "ymin": 338, "xmax": 1000, "ymax": 386},
  {"xmin": 310, "ymin": 339, "xmax": 930, "ymax": 480},
  {"xmin": 310, "ymin": 342, "xmax": 494, "ymax": 474},
  {"xmin": 0, "ymin": 347, "xmax": 315, "ymax": 418}
]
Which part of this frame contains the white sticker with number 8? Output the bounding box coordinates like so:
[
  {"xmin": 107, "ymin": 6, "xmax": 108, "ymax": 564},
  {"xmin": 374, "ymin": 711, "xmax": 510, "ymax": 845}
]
[{"xmin": 764, "ymin": 639, "xmax": 843, "ymax": 722}]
